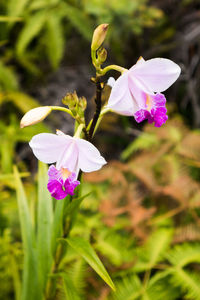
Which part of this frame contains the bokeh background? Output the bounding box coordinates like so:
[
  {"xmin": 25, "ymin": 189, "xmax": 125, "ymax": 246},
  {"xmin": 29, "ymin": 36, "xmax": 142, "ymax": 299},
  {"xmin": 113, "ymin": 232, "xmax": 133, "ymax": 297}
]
[{"xmin": 1, "ymin": 0, "xmax": 200, "ymax": 299}]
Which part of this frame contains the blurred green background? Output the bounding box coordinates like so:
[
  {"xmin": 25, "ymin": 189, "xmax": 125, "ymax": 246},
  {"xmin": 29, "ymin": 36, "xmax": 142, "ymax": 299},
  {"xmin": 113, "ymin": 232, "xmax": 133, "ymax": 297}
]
[{"xmin": 1, "ymin": 0, "xmax": 200, "ymax": 299}]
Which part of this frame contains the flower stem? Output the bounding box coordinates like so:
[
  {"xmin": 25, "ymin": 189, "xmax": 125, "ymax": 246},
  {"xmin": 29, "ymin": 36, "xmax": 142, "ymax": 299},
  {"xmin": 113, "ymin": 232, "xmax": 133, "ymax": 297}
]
[
  {"xmin": 89, "ymin": 78, "xmax": 102, "ymax": 141},
  {"xmin": 51, "ymin": 106, "xmax": 74, "ymax": 117},
  {"xmin": 98, "ymin": 64, "xmax": 127, "ymax": 76},
  {"xmin": 45, "ymin": 201, "xmax": 72, "ymax": 300}
]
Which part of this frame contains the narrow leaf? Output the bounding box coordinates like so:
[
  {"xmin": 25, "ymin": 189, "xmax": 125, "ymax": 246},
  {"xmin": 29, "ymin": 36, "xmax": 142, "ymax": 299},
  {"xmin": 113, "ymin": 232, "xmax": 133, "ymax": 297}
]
[
  {"xmin": 64, "ymin": 236, "xmax": 115, "ymax": 290},
  {"xmin": 37, "ymin": 161, "xmax": 53, "ymax": 290},
  {"xmin": 16, "ymin": 11, "xmax": 46, "ymax": 56},
  {"xmin": 46, "ymin": 13, "xmax": 64, "ymax": 69},
  {"xmin": 61, "ymin": 3, "xmax": 93, "ymax": 40},
  {"xmin": 62, "ymin": 273, "xmax": 81, "ymax": 300},
  {"xmin": 14, "ymin": 166, "xmax": 41, "ymax": 300}
]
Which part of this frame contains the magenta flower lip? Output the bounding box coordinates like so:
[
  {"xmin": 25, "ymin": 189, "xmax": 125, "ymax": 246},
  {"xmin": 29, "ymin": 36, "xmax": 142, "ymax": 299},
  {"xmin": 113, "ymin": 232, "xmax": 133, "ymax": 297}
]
[{"xmin": 47, "ymin": 165, "xmax": 80, "ymax": 200}]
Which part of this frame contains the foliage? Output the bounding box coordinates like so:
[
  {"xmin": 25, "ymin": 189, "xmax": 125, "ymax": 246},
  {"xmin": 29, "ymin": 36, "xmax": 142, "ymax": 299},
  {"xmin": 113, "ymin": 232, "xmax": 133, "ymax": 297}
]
[
  {"xmin": 0, "ymin": 0, "xmax": 163, "ymax": 82},
  {"xmin": 1, "ymin": 116, "xmax": 200, "ymax": 299}
]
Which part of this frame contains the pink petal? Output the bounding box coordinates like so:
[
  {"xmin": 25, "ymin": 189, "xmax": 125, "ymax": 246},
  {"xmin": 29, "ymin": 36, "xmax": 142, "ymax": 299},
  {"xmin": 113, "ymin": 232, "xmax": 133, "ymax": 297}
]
[
  {"xmin": 75, "ymin": 138, "xmax": 107, "ymax": 172},
  {"xmin": 129, "ymin": 58, "xmax": 181, "ymax": 93},
  {"xmin": 29, "ymin": 133, "xmax": 72, "ymax": 164},
  {"xmin": 107, "ymin": 72, "xmax": 138, "ymax": 115}
]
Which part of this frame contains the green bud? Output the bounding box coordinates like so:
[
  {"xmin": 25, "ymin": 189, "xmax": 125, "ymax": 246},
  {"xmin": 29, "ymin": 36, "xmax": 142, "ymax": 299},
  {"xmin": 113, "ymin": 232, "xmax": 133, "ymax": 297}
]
[
  {"xmin": 62, "ymin": 91, "xmax": 79, "ymax": 110},
  {"xmin": 91, "ymin": 24, "xmax": 109, "ymax": 51},
  {"xmin": 97, "ymin": 47, "xmax": 107, "ymax": 63},
  {"xmin": 79, "ymin": 96, "xmax": 87, "ymax": 111}
]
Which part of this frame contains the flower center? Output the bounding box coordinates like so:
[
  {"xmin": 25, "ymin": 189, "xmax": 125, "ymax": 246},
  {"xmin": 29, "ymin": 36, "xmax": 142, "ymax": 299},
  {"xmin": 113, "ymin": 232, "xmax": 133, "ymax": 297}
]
[
  {"xmin": 60, "ymin": 168, "xmax": 71, "ymax": 180},
  {"xmin": 146, "ymin": 94, "xmax": 153, "ymax": 111}
]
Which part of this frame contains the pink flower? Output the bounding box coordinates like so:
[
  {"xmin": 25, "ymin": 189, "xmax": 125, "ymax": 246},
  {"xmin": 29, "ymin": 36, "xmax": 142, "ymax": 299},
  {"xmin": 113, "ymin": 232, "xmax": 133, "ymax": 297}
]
[
  {"xmin": 107, "ymin": 57, "xmax": 181, "ymax": 127},
  {"xmin": 29, "ymin": 130, "xmax": 106, "ymax": 199}
]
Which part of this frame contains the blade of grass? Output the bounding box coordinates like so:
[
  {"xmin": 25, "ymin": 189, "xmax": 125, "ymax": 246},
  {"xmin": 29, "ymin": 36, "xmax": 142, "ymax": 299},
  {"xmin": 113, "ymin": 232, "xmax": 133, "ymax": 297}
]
[
  {"xmin": 64, "ymin": 236, "xmax": 116, "ymax": 291},
  {"xmin": 14, "ymin": 166, "xmax": 41, "ymax": 300},
  {"xmin": 37, "ymin": 161, "xmax": 53, "ymax": 291}
]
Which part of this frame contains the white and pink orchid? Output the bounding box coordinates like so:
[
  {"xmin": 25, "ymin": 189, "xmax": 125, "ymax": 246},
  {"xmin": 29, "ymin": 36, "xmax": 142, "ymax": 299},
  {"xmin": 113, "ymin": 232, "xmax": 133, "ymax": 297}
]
[
  {"xmin": 107, "ymin": 57, "xmax": 181, "ymax": 127},
  {"xmin": 29, "ymin": 130, "xmax": 106, "ymax": 199}
]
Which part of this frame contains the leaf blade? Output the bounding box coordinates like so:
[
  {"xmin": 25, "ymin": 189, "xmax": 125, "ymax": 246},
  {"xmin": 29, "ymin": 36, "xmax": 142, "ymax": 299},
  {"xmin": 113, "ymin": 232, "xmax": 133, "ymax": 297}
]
[
  {"xmin": 37, "ymin": 161, "xmax": 53, "ymax": 290},
  {"xmin": 65, "ymin": 236, "xmax": 115, "ymax": 291}
]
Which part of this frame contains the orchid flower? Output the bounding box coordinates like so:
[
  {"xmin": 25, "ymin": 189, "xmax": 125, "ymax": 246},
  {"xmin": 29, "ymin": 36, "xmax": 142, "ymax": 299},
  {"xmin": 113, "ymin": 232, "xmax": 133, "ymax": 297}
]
[
  {"xmin": 29, "ymin": 130, "xmax": 106, "ymax": 200},
  {"xmin": 107, "ymin": 57, "xmax": 181, "ymax": 127}
]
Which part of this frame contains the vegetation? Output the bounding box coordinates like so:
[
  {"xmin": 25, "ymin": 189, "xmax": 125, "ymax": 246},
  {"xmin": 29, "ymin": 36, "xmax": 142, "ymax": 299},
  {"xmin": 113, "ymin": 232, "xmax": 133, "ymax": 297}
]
[{"xmin": 1, "ymin": 0, "xmax": 200, "ymax": 299}]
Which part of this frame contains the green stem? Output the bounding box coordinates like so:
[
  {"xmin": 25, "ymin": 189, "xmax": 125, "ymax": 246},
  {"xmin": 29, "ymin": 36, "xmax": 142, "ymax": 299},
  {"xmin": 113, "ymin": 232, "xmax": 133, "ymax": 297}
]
[
  {"xmin": 91, "ymin": 49, "xmax": 100, "ymax": 70},
  {"xmin": 51, "ymin": 106, "xmax": 74, "ymax": 118},
  {"xmin": 74, "ymin": 123, "xmax": 84, "ymax": 138},
  {"xmin": 45, "ymin": 217, "xmax": 71, "ymax": 300},
  {"xmin": 98, "ymin": 64, "xmax": 127, "ymax": 76},
  {"xmin": 88, "ymin": 78, "xmax": 102, "ymax": 141},
  {"xmin": 87, "ymin": 106, "xmax": 110, "ymax": 134}
]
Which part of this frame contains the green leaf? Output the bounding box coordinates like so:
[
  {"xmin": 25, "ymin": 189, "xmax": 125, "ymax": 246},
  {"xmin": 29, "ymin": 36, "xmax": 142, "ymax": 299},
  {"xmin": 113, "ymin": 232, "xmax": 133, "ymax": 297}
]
[
  {"xmin": 65, "ymin": 236, "xmax": 115, "ymax": 290},
  {"xmin": 51, "ymin": 197, "xmax": 70, "ymax": 256},
  {"xmin": 14, "ymin": 166, "xmax": 41, "ymax": 300},
  {"xmin": 111, "ymin": 274, "xmax": 142, "ymax": 300},
  {"xmin": 61, "ymin": 3, "xmax": 93, "ymax": 40},
  {"xmin": 37, "ymin": 161, "xmax": 53, "ymax": 290},
  {"xmin": 16, "ymin": 11, "xmax": 47, "ymax": 57},
  {"xmin": 3, "ymin": 92, "xmax": 40, "ymax": 113},
  {"xmin": 166, "ymin": 243, "xmax": 200, "ymax": 267},
  {"xmin": 121, "ymin": 133, "xmax": 158, "ymax": 161},
  {"xmin": 45, "ymin": 13, "xmax": 64, "ymax": 69},
  {"xmin": 7, "ymin": 0, "xmax": 29, "ymax": 17},
  {"xmin": 0, "ymin": 16, "xmax": 22, "ymax": 22},
  {"xmin": 171, "ymin": 268, "xmax": 200, "ymax": 300},
  {"xmin": 133, "ymin": 229, "xmax": 173, "ymax": 272},
  {"xmin": 146, "ymin": 271, "xmax": 179, "ymax": 300},
  {"xmin": 0, "ymin": 61, "xmax": 19, "ymax": 91},
  {"xmin": 61, "ymin": 273, "xmax": 81, "ymax": 300}
]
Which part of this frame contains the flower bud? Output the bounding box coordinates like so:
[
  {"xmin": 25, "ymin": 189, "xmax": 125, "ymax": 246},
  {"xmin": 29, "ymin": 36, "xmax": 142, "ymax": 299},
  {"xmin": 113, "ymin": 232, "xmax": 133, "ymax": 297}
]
[
  {"xmin": 91, "ymin": 24, "xmax": 109, "ymax": 51},
  {"xmin": 62, "ymin": 92, "xmax": 78, "ymax": 109},
  {"xmin": 97, "ymin": 47, "xmax": 107, "ymax": 63},
  {"xmin": 20, "ymin": 106, "xmax": 51, "ymax": 128},
  {"xmin": 79, "ymin": 96, "xmax": 87, "ymax": 111}
]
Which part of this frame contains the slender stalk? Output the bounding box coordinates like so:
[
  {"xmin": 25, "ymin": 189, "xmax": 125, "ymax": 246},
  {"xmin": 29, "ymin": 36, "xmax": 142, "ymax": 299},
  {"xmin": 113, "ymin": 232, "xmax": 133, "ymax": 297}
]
[
  {"xmin": 98, "ymin": 64, "xmax": 127, "ymax": 76},
  {"xmin": 89, "ymin": 78, "xmax": 102, "ymax": 141},
  {"xmin": 45, "ymin": 216, "xmax": 71, "ymax": 300},
  {"xmin": 51, "ymin": 106, "xmax": 74, "ymax": 117}
]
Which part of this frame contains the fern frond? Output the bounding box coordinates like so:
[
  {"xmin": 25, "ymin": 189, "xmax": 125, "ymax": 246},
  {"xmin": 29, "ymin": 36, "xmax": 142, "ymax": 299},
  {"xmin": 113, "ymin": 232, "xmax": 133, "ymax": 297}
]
[
  {"xmin": 133, "ymin": 229, "xmax": 173, "ymax": 272},
  {"xmin": 166, "ymin": 243, "xmax": 200, "ymax": 267},
  {"xmin": 111, "ymin": 274, "xmax": 142, "ymax": 300},
  {"xmin": 170, "ymin": 268, "xmax": 200, "ymax": 300},
  {"xmin": 146, "ymin": 272, "xmax": 179, "ymax": 300}
]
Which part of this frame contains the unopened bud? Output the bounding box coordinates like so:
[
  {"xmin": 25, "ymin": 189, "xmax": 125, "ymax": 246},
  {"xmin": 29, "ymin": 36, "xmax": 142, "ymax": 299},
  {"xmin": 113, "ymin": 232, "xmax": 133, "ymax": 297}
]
[
  {"xmin": 97, "ymin": 47, "xmax": 107, "ymax": 63},
  {"xmin": 79, "ymin": 97, "xmax": 87, "ymax": 111},
  {"xmin": 91, "ymin": 24, "xmax": 109, "ymax": 51},
  {"xmin": 20, "ymin": 106, "xmax": 51, "ymax": 128},
  {"xmin": 62, "ymin": 92, "xmax": 78, "ymax": 109}
]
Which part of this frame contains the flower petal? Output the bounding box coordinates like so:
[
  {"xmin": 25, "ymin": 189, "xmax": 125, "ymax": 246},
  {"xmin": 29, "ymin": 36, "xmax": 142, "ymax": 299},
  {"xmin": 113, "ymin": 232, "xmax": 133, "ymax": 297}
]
[
  {"xmin": 107, "ymin": 72, "xmax": 138, "ymax": 115},
  {"xmin": 56, "ymin": 140, "xmax": 79, "ymax": 172},
  {"xmin": 129, "ymin": 58, "xmax": 181, "ymax": 93},
  {"xmin": 29, "ymin": 133, "xmax": 72, "ymax": 164},
  {"xmin": 75, "ymin": 138, "xmax": 107, "ymax": 172},
  {"xmin": 47, "ymin": 179, "xmax": 67, "ymax": 200}
]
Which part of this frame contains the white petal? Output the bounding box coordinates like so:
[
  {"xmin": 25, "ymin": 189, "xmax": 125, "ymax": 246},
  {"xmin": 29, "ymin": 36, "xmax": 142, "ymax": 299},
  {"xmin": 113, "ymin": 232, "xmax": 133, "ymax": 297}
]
[
  {"xmin": 107, "ymin": 77, "xmax": 116, "ymax": 88},
  {"xmin": 56, "ymin": 140, "xmax": 79, "ymax": 173},
  {"xmin": 76, "ymin": 138, "xmax": 107, "ymax": 172},
  {"xmin": 129, "ymin": 58, "xmax": 181, "ymax": 93},
  {"xmin": 29, "ymin": 133, "xmax": 72, "ymax": 164},
  {"xmin": 107, "ymin": 72, "xmax": 138, "ymax": 115}
]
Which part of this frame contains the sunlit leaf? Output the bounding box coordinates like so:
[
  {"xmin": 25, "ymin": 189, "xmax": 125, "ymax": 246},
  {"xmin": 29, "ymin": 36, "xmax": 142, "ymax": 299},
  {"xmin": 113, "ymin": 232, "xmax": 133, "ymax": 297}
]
[
  {"xmin": 37, "ymin": 161, "xmax": 53, "ymax": 290},
  {"xmin": 64, "ymin": 236, "xmax": 115, "ymax": 290}
]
